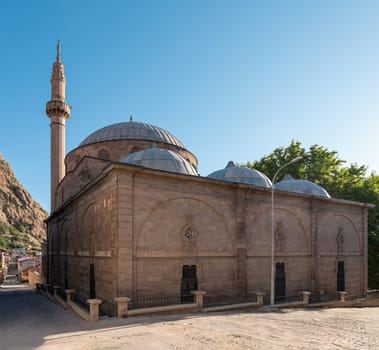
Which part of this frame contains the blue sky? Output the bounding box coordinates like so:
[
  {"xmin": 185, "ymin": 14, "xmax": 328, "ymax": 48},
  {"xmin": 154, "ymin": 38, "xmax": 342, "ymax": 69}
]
[{"xmin": 1, "ymin": 0, "xmax": 378, "ymax": 211}]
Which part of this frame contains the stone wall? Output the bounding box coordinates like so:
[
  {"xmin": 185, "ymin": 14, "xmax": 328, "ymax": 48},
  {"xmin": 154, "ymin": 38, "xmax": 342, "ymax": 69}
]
[
  {"xmin": 130, "ymin": 171, "xmax": 236, "ymax": 299},
  {"xmin": 117, "ymin": 166, "xmax": 368, "ymax": 300},
  {"xmin": 65, "ymin": 139, "xmax": 198, "ymax": 172},
  {"xmin": 46, "ymin": 162, "xmax": 370, "ymax": 316},
  {"xmin": 47, "ymin": 171, "xmax": 119, "ymax": 315}
]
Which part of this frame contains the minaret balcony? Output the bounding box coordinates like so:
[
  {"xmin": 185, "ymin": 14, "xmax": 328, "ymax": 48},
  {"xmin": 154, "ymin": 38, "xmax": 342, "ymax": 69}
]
[{"xmin": 46, "ymin": 100, "xmax": 70, "ymax": 119}]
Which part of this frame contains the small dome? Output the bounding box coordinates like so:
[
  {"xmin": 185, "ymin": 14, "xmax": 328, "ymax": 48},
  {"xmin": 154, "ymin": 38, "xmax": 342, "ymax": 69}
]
[
  {"xmin": 207, "ymin": 161, "xmax": 272, "ymax": 188},
  {"xmin": 275, "ymin": 174, "xmax": 331, "ymax": 198},
  {"xmin": 121, "ymin": 147, "xmax": 197, "ymax": 176},
  {"xmin": 80, "ymin": 121, "xmax": 185, "ymax": 148}
]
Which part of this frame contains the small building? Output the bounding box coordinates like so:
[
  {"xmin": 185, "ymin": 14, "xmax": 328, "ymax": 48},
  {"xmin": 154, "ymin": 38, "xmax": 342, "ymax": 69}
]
[
  {"xmin": 17, "ymin": 256, "xmax": 39, "ymax": 273},
  {"xmin": 0, "ymin": 249, "xmax": 9, "ymax": 283}
]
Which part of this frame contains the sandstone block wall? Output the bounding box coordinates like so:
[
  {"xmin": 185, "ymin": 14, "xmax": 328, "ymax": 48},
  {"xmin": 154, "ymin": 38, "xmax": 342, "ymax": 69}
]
[{"xmin": 46, "ymin": 163, "xmax": 369, "ymax": 315}]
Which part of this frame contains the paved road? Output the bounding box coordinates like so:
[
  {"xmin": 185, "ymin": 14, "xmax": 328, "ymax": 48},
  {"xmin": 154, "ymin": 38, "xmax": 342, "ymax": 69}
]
[{"xmin": 0, "ymin": 288, "xmax": 90, "ymax": 350}]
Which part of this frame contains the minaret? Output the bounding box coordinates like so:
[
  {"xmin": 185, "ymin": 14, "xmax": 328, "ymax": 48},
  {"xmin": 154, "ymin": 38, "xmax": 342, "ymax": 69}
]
[{"xmin": 46, "ymin": 41, "xmax": 70, "ymax": 212}]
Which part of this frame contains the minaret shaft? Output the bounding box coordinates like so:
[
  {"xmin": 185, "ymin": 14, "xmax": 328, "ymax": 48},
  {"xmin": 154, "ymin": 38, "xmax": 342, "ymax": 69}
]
[{"xmin": 46, "ymin": 41, "xmax": 70, "ymax": 212}]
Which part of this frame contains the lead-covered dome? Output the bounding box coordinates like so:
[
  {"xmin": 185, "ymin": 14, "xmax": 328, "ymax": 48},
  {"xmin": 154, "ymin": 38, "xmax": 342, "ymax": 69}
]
[
  {"xmin": 121, "ymin": 147, "xmax": 198, "ymax": 176},
  {"xmin": 80, "ymin": 121, "xmax": 185, "ymax": 148},
  {"xmin": 207, "ymin": 161, "xmax": 272, "ymax": 188},
  {"xmin": 275, "ymin": 174, "xmax": 331, "ymax": 198}
]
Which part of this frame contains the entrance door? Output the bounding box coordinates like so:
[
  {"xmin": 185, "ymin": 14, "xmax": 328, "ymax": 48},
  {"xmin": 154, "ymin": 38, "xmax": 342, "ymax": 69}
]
[
  {"xmin": 180, "ymin": 265, "xmax": 198, "ymax": 303},
  {"xmin": 89, "ymin": 263, "xmax": 96, "ymax": 299},
  {"xmin": 275, "ymin": 262, "xmax": 286, "ymax": 302},
  {"xmin": 337, "ymin": 261, "xmax": 345, "ymax": 291}
]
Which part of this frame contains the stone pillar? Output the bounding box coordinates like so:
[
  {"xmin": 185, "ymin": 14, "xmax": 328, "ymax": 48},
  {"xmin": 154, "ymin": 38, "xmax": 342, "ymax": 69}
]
[
  {"xmin": 65, "ymin": 289, "xmax": 75, "ymax": 302},
  {"xmin": 301, "ymin": 291, "xmax": 311, "ymax": 304},
  {"xmin": 338, "ymin": 291, "xmax": 347, "ymax": 302},
  {"xmin": 114, "ymin": 297, "xmax": 131, "ymax": 318},
  {"xmin": 87, "ymin": 299, "xmax": 102, "ymax": 321},
  {"xmin": 236, "ymin": 189, "xmax": 248, "ymax": 297},
  {"xmin": 362, "ymin": 208, "xmax": 369, "ymax": 291},
  {"xmin": 256, "ymin": 291, "xmax": 266, "ymax": 306},
  {"xmin": 192, "ymin": 290, "xmax": 206, "ymax": 311},
  {"xmin": 311, "ymin": 200, "xmax": 319, "ymax": 294},
  {"xmin": 53, "ymin": 285, "xmax": 60, "ymax": 297}
]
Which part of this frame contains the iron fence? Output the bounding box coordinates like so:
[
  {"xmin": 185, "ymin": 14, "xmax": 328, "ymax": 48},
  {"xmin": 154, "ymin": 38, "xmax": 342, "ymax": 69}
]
[
  {"xmin": 273, "ymin": 294, "xmax": 303, "ymax": 304},
  {"xmin": 308, "ymin": 292, "xmax": 338, "ymax": 304},
  {"xmin": 367, "ymin": 290, "xmax": 379, "ymax": 298},
  {"xmin": 203, "ymin": 294, "xmax": 258, "ymax": 308},
  {"xmin": 128, "ymin": 295, "xmax": 194, "ymax": 310},
  {"xmin": 71, "ymin": 292, "xmax": 90, "ymax": 312},
  {"xmin": 345, "ymin": 290, "xmax": 379, "ymax": 301},
  {"xmin": 47, "ymin": 285, "xmax": 54, "ymax": 295},
  {"xmin": 70, "ymin": 292, "xmax": 107, "ymax": 316},
  {"xmin": 56, "ymin": 287, "xmax": 67, "ymax": 302}
]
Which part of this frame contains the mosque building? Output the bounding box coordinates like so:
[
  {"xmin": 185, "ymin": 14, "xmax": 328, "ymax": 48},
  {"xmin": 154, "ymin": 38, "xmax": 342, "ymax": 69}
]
[{"xmin": 44, "ymin": 43, "xmax": 371, "ymax": 316}]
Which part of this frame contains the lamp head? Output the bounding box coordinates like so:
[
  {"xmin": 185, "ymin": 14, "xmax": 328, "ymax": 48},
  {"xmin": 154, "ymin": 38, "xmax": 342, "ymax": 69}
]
[{"xmin": 289, "ymin": 156, "xmax": 303, "ymax": 164}]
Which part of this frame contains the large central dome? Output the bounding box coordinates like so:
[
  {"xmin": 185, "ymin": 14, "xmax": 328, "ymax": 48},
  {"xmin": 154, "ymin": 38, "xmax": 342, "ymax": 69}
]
[
  {"xmin": 80, "ymin": 121, "xmax": 185, "ymax": 148},
  {"xmin": 65, "ymin": 119, "xmax": 198, "ymax": 174}
]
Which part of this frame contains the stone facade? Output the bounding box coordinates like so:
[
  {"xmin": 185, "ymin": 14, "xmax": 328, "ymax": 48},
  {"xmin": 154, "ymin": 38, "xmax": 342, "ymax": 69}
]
[
  {"xmin": 44, "ymin": 44, "xmax": 372, "ymax": 317},
  {"xmin": 46, "ymin": 158, "xmax": 370, "ymax": 315}
]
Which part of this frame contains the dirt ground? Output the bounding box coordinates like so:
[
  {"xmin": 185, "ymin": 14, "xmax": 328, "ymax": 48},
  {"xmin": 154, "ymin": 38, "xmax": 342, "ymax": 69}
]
[{"xmin": 37, "ymin": 307, "xmax": 379, "ymax": 350}]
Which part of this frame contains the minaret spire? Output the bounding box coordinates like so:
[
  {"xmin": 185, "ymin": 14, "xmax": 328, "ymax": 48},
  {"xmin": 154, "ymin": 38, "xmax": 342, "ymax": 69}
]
[
  {"xmin": 56, "ymin": 39, "xmax": 61, "ymax": 62},
  {"xmin": 46, "ymin": 41, "xmax": 70, "ymax": 212}
]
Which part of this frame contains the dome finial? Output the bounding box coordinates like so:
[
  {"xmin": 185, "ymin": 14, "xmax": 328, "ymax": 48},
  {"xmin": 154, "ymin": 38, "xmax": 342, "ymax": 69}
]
[
  {"xmin": 56, "ymin": 40, "xmax": 61, "ymax": 63},
  {"xmin": 130, "ymin": 115, "xmax": 133, "ymax": 122},
  {"xmin": 226, "ymin": 161, "xmax": 235, "ymax": 168},
  {"xmin": 282, "ymin": 173, "xmax": 294, "ymax": 181}
]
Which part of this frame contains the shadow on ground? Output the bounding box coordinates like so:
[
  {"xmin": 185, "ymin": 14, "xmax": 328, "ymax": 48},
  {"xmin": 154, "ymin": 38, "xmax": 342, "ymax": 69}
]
[{"xmin": 0, "ymin": 288, "xmax": 333, "ymax": 350}]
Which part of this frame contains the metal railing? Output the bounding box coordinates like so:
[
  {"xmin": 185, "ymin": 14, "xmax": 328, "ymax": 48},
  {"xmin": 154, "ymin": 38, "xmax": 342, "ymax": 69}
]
[
  {"xmin": 56, "ymin": 286, "xmax": 67, "ymax": 302},
  {"xmin": 47, "ymin": 285, "xmax": 54, "ymax": 295},
  {"xmin": 71, "ymin": 292, "xmax": 90, "ymax": 312},
  {"xmin": 273, "ymin": 294, "xmax": 303, "ymax": 304},
  {"xmin": 367, "ymin": 289, "xmax": 379, "ymax": 298},
  {"xmin": 69, "ymin": 291, "xmax": 107, "ymax": 316},
  {"xmin": 203, "ymin": 294, "xmax": 258, "ymax": 308},
  {"xmin": 345, "ymin": 289, "xmax": 379, "ymax": 301},
  {"xmin": 128, "ymin": 295, "xmax": 194, "ymax": 310},
  {"xmin": 308, "ymin": 293, "xmax": 338, "ymax": 304}
]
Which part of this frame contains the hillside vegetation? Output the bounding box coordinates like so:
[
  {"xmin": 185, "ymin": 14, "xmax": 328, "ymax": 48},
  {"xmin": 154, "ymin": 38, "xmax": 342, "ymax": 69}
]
[{"xmin": 0, "ymin": 153, "xmax": 47, "ymax": 254}]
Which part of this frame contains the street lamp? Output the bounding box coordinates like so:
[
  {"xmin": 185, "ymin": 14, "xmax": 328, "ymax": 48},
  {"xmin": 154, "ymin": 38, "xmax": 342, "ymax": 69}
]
[{"xmin": 270, "ymin": 156, "xmax": 303, "ymax": 306}]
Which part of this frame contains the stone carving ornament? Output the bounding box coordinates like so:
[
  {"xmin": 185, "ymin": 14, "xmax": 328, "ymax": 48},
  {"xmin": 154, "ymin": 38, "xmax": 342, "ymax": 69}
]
[
  {"xmin": 275, "ymin": 222, "xmax": 285, "ymax": 252},
  {"xmin": 182, "ymin": 215, "xmax": 198, "ymax": 250},
  {"xmin": 78, "ymin": 166, "xmax": 93, "ymax": 182},
  {"xmin": 337, "ymin": 226, "xmax": 344, "ymax": 254}
]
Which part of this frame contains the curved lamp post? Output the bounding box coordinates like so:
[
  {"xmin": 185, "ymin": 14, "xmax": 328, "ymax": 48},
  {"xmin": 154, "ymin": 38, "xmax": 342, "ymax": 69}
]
[{"xmin": 270, "ymin": 156, "xmax": 303, "ymax": 306}]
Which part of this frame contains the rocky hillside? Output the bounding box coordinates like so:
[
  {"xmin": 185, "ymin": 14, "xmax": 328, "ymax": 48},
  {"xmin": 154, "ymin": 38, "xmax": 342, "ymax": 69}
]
[{"xmin": 0, "ymin": 153, "xmax": 47, "ymax": 253}]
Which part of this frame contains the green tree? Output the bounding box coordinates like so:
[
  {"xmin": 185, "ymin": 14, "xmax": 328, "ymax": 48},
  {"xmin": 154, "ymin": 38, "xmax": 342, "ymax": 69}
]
[{"xmin": 247, "ymin": 140, "xmax": 306, "ymax": 180}]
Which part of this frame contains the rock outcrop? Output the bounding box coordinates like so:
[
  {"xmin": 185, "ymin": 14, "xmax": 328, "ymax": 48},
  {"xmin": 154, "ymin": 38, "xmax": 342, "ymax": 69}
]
[{"xmin": 0, "ymin": 153, "xmax": 47, "ymax": 252}]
